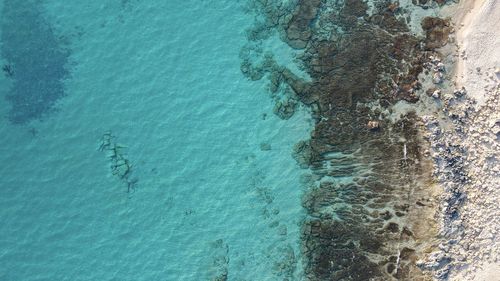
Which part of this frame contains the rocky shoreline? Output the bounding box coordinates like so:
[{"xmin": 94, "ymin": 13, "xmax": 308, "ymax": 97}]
[
  {"xmin": 240, "ymin": 0, "xmax": 456, "ymax": 279},
  {"xmin": 240, "ymin": 0, "xmax": 498, "ymax": 279},
  {"xmin": 419, "ymin": 0, "xmax": 500, "ymax": 279},
  {"xmin": 421, "ymin": 82, "xmax": 499, "ymax": 280}
]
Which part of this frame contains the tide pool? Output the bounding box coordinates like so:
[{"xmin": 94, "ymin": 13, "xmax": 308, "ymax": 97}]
[{"xmin": 0, "ymin": 1, "xmax": 312, "ymax": 280}]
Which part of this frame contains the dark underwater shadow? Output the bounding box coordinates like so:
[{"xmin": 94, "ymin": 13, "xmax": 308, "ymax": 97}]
[{"xmin": 1, "ymin": 0, "xmax": 71, "ymax": 124}]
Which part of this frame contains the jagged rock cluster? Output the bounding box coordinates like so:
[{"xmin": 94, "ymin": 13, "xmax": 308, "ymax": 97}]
[{"xmin": 98, "ymin": 131, "xmax": 138, "ymax": 193}]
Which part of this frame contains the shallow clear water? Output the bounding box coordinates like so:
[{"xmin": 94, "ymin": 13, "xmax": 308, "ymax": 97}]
[{"xmin": 0, "ymin": 1, "xmax": 312, "ymax": 280}]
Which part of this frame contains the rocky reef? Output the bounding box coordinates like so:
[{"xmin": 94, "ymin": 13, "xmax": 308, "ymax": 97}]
[
  {"xmin": 98, "ymin": 131, "xmax": 138, "ymax": 193},
  {"xmin": 240, "ymin": 0, "xmax": 458, "ymax": 279}
]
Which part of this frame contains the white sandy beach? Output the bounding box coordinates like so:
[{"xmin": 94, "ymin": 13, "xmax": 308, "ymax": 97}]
[{"xmin": 451, "ymin": 0, "xmax": 500, "ymax": 105}]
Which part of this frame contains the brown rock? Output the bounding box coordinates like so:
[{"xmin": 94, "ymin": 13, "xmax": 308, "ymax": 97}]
[{"xmin": 367, "ymin": 121, "xmax": 380, "ymax": 131}]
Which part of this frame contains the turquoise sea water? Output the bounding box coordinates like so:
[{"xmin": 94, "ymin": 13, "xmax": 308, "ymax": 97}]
[{"xmin": 0, "ymin": 1, "xmax": 313, "ymax": 280}]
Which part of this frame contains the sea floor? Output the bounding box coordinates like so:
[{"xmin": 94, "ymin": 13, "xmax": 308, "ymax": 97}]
[{"xmin": 0, "ymin": 1, "xmax": 313, "ymax": 280}]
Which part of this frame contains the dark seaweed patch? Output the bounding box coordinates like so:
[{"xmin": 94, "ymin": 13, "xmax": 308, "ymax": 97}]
[{"xmin": 1, "ymin": 0, "xmax": 71, "ymax": 124}]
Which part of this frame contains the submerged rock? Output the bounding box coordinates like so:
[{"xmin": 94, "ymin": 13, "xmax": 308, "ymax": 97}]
[
  {"xmin": 98, "ymin": 131, "xmax": 137, "ymax": 193},
  {"xmin": 421, "ymin": 17, "xmax": 452, "ymax": 50},
  {"xmin": 273, "ymin": 98, "xmax": 297, "ymax": 120},
  {"xmin": 260, "ymin": 142, "xmax": 272, "ymax": 151}
]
